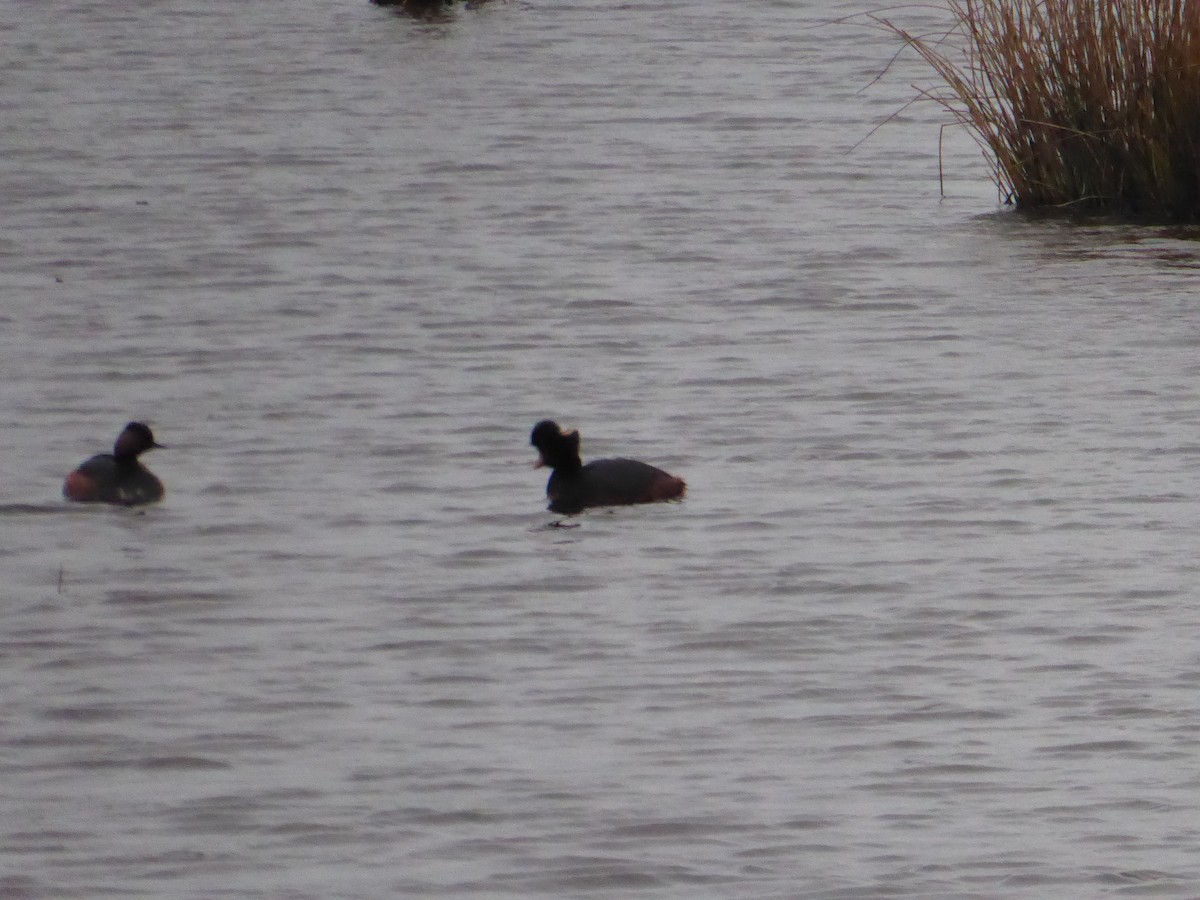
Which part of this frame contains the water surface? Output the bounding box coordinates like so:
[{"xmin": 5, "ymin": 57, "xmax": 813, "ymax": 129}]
[{"xmin": 4, "ymin": 1, "xmax": 1200, "ymax": 897}]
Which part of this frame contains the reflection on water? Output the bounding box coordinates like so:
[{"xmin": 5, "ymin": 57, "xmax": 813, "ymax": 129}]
[{"xmin": 4, "ymin": 1, "xmax": 1200, "ymax": 898}]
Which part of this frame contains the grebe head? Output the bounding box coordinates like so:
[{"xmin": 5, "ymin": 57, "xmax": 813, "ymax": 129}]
[
  {"xmin": 113, "ymin": 422, "xmax": 164, "ymax": 459},
  {"xmin": 530, "ymin": 420, "xmax": 582, "ymax": 471}
]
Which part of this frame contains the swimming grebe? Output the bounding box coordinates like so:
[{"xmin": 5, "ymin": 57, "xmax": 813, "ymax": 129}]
[
  {"xmin": 63, "ymin": 422, "xmax": 165, "ymax": 506},
  {"xmin": 530, "ymin": 420, "xmax": 686, "ymax": 515}
]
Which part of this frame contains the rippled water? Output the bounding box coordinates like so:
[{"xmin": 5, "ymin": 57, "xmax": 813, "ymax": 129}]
[{"xmin": 5, "ymin": 1, "xmax": 1200, "ymax": 897}]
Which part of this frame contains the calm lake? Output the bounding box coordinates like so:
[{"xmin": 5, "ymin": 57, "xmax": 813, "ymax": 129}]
[{"xmin": 4, "ymin": 1, "xmax": 1200, "ymax": 897}]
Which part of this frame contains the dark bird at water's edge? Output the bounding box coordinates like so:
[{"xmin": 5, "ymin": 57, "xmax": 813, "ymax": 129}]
[{"xmin": 530, "ymin": 420, "xmax": 686, "ymax": 515}]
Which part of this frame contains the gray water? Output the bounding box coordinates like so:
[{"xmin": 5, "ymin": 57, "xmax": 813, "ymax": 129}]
[{"xmin": 5, "ymin": 1, "xmax": 1200, "ymax": 897}]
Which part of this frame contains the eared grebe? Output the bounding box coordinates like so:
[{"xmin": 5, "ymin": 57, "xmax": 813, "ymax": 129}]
[
  {"xmin": 530, "ymin": 420, "xmax": 686, "ymax": 515},
  {"xmin": 63, "ymin": 422, "xmax": 165, "ymax": 506}
]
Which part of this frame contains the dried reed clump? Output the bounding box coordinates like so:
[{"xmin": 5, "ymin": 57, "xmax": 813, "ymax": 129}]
[{"xmin": 878, "ymin": 0, "xmax": 1200, "ymax": 219}]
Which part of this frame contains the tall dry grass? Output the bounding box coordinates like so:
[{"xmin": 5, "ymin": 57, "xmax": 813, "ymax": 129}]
[{"xmin": 878, "ymin": 0, "xmax": 1200, "ymax": 219}]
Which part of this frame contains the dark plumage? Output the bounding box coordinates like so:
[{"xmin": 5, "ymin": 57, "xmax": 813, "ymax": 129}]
[
  {"xmin": 530, "ymin": 420, "xmax": 686, "ymax": 515},
  {"xmin": 63, "ymin": 422, "xmax": 165, "ymax": 506}
]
